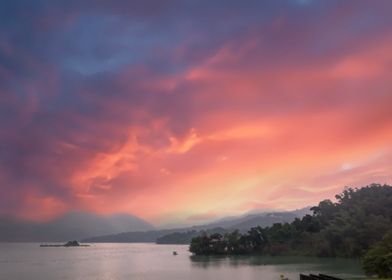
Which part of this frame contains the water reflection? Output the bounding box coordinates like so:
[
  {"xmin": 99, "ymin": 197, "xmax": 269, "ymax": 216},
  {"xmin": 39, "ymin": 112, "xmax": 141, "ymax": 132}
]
[
  {"xmin": 0, "ymin": 243, "xmax": 365, "ymax": 280},
  {"xmin": 190, "ymin": 254, "xmax": 364, "ymax": 278}
]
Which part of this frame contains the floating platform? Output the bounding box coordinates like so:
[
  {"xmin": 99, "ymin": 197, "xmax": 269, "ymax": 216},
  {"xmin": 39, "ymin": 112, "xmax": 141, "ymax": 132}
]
[{"xmin": 300, "ymin": 274, "xmax": 342, "ymax": 280}]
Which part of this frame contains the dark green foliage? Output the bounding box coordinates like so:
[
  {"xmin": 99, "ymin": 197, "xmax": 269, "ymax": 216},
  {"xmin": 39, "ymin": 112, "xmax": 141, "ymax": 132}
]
[
  {"xmin": 157, "ymin": 228, "xmax": 227, "ymax": 244},
  {"xmin": 190, "ymin": 228, "xmax": 266, "ymax": 255},
  {"xmin": 362, "ymin": 230, "xmax": 392, "ymax": 278},
  {"xmin": 189, "ymin": 184, "xmax": 392, "ymax": 258}
]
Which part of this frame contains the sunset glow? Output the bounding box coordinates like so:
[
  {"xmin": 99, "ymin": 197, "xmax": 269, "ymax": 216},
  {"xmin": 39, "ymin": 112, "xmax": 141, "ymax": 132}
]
[{"xmin": 0, "ymin": 0, "xmax": 391, "ymax": 226}]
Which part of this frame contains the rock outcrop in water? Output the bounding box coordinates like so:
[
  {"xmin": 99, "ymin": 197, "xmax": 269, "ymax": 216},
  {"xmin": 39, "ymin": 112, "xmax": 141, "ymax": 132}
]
[
  {"xmin": 40, "ymin": 240, "xmax": 89, "ymax": 247},
  {"xmin": 64, "ymin": 240, "xmax": 80, "ymax": 247}
]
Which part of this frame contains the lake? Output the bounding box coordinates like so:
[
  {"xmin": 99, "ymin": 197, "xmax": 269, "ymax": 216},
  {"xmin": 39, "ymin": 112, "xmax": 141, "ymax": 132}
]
[{"xmin": 0, "ymin": 243, "xmax": 365, "ymax": 280}]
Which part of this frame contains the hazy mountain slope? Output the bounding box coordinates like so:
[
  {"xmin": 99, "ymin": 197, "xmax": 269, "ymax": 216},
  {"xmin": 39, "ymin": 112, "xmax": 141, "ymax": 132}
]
[
  {"xmin": 0, "ymin": 212, "xmax": 154, "ymax": 242},
  {"xmin": 82, "ymin": 229, "xmax": 178, "ymax": 243},
  {"xmin": 0, "ymin": 218, "xmax": 36, "ymax": 242},
  {"xmin": 83, "ymin": 208, "xmax": 310, "ymax": 243},
  {"xmin": 229, "ymin": 212, "xmax": 301, "ymax": 231},
  {"xmin": 189, "ymin": 207, "xmax": 311, "ymax": 231},
  {"xmin": 154, "ymin": 210, "xmax": 310, "ymax": 244},
  {"xmin": 156, "ymin": 228, "xmax": 228, "ymax": 244}
]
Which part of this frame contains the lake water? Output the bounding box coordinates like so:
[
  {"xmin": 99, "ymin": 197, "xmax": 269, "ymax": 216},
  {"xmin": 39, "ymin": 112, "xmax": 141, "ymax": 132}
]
[{"xmin": 0, "ymin": 243, "xmax": 365, "ymax": 280}]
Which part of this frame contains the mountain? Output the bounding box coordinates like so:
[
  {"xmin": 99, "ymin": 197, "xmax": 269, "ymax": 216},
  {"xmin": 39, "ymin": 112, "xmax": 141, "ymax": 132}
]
[
  {"xmin": 83, "ymin": 207, "xmax": 310, "ymax": 244},
  {"xmin": 0, "ymin": 212, "xmax": 154, "ymax": 242},
  {"xmin": 228, "ymin": 211, "xmax": 311, "ymax": 232},
  {"xmin": 195, "ymin": 209, "xmax": 310, "ymax": 232},
  {"xmin": 83, "ymin": 229, "xmax": 179, "ymax": 243}
]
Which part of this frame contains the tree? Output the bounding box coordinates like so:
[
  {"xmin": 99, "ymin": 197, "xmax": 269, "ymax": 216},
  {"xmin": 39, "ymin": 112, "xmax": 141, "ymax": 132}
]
[{"xmin": 363, "ymin": 230, "xmax": 392, "ymax": 278}]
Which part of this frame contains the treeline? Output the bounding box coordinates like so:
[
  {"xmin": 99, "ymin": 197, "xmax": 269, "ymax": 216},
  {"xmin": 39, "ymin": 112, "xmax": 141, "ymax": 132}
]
[
  {"xmin": 156, "ymin": 211, "xmax": 306, "ymax": 244},
  {"xmin": 156, "ymin": 228, "xmax": 227, "ymax": 244},
  {"xmin": 190, "ymin": 184, "xmax": 392, "ymax": 259}
]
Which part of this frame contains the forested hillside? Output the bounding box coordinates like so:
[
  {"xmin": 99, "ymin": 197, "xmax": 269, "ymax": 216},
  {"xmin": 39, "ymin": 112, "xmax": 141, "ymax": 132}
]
[
  {"xmin": 156, "ymin": 210, "xmax": 308, "ymax": 244},
  {"xmin": 190, "ymin": 184, "xmax": 392, "ymax": 258}
]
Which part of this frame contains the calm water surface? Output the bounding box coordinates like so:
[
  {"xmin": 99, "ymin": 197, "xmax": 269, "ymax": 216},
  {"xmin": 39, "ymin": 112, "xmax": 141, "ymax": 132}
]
[{"xmin": 0, "ymin": 243, "xmax": 365, "ymax": 280}]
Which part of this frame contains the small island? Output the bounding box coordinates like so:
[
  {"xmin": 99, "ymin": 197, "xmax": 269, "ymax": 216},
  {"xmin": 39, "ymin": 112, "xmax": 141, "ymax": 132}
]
[{"xmin": 40, "ymin": 240, "xmax": 89, "ymax": 247}]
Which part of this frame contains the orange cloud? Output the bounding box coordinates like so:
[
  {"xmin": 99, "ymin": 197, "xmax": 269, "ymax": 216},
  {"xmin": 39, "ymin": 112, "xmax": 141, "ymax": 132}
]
[
  {"xmin": 60, "ymin": 33, "xmax": 392, "ymax": 224},
  {"xmin": 2, "ymin": 1, "xmax": 392, "ymax": 226}
]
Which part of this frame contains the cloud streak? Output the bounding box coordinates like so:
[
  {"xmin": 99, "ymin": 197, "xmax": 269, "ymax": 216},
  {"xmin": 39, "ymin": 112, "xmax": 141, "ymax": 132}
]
[{"xmin": 0, "ymin": 0, "xmax": 391, "ymax": 225}]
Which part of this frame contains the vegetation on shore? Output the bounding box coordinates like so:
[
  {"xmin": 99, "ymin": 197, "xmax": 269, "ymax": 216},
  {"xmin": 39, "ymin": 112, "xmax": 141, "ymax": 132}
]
[
  {"xmin": 156, "ymin": 228, "xmax": 227, "ymax": 244},
  {"xmin": 189, "ymin": 184, "xmax": 392, "ymax": 277},
  {"xmin": 362, "ymin": 230, "xmax": 392, "ymax": 278}
]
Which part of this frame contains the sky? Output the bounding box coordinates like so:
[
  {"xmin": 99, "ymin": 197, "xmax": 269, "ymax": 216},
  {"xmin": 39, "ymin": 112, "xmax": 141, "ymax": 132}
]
[{"xmin": 0, "ymin": 0, "xmax": 391, "ymax": 226}]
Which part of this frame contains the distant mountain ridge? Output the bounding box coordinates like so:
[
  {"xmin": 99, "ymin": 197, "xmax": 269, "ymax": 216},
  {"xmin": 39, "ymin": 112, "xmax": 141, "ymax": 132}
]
[
  {"xmin": 194, "ymin": 207, "xmax": 312, "ymax": 232},
  {"xmin": 0, "ymin": 211, "xmax": 154, "ymax": 242},
  {"xmin": 83, "ymin": 207, "xmax": 311, "ymax": 244},
  {"xmin": 0, "ymin": 208, "xmax": 310, "ymax": 243}
]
